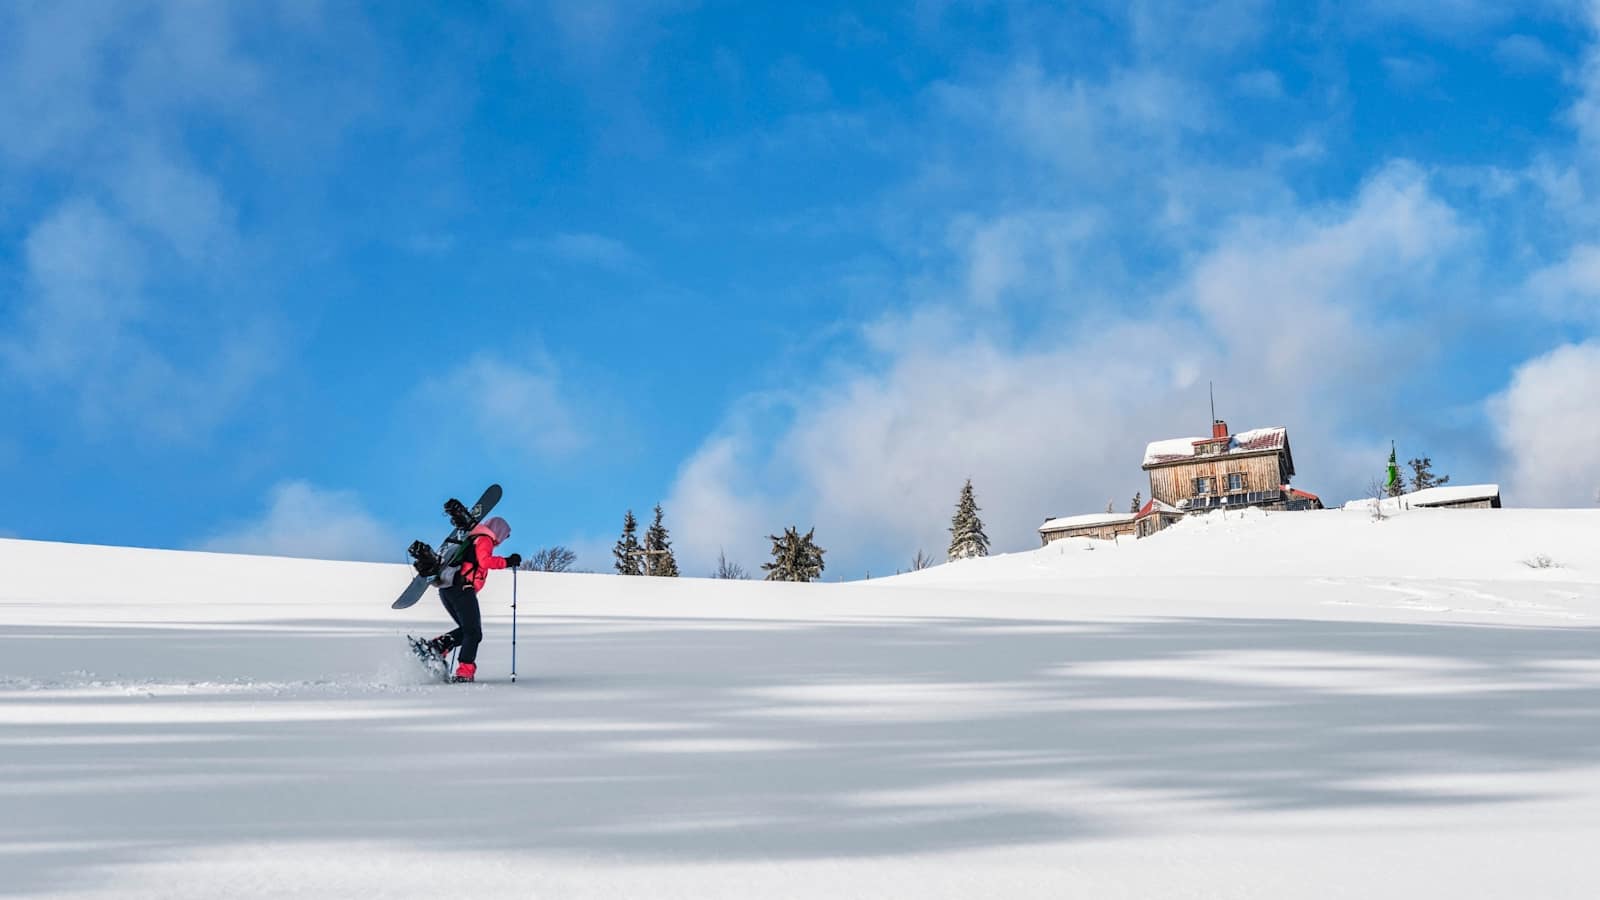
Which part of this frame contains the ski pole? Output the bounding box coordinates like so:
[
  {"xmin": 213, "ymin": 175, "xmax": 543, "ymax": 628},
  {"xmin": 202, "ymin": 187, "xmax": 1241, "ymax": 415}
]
[{"xmin": 510, "ymin": 566, "xmax": 518, "ymax": 683}]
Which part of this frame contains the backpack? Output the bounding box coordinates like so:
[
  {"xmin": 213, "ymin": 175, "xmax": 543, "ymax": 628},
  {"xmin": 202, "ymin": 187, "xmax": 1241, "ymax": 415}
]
[{"xmin": 434, "ymin": 533, "xmax": 490, "ymax": 590}]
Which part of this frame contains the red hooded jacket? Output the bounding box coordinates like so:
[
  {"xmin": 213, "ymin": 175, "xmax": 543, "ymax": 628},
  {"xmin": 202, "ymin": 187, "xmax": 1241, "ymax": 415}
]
[{"xmin": 459, "ymin": 517, "xmax": 512, "ymax": 592}]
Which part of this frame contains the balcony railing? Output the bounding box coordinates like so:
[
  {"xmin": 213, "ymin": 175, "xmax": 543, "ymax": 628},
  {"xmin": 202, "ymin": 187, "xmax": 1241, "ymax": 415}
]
[{"xmin": 1178, "ymin": 489, "xmax": 1282, "ymax": 510}]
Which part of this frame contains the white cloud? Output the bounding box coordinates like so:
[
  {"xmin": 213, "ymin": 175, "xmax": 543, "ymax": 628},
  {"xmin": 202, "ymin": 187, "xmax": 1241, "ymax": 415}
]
[
  {"xmin": 1568, "ymin": 4, "xmax": 1600, "ymax": 161},
  {"xmin": 0, "ymin": 4, "xmax": 277, "ymax": 442},
  {"xmin": 666, "ymin": 434, "xmax": 774, "ymax": 571},
  {"xmin": 934, "ymin": 64, "xmax": 1213, "ymax": 177},
  {"xmin": 6, "ymin": 199, "xmax": 145, "ymax": 378},
  {"xmin": 105, "ymin": 142, "xmax": 237, "ymax": 264},
  {"xmin": 118, "ymin": 0, "xmax": 261, "ymax": 114},
  {"xmin": 665, "ymin": 164, "xmax": 1479, "ymax": 577},
  {"xmin": 1, "ymin": 194, "xmax": 274, "ymax": 442},
  {"xmin": 541, "ymin": 2, "xmax": 626, "ymax": 62},
  {"xmin": 955, "ymin": 211, "xmax": 1099, "ymax": 308},
  {"xmin": 1186, "ymin": 162, "xmax": 1468, "ymax": 388},
  {"xmin": 0, "ymin": 2, "xmax": 122, "ymax": 165},
  {"xmin": 0, "ymin": 3, "xmax": 259, "ymax": 168},
  {"xmin": 199, "ymin": 481, "xmax": 400, "ymax": 562},
  {"xmin": 1495, "ymin": 34, "xmax": 1562, "ymax": 72},
  {"xmin": 1489, "ymin": 341, "xmax": 1600, "ymax": 507},
  {"xmin": 1525, "ymin": 244, "xmax": 1600, "ymax": 322},
  {"xmin": 417, "ymin": 352, "xmax": 587, "ymax": 461},
  {"xmin": 1125, "ymin": 0, "xmax": 1270, "ymax": 56}
]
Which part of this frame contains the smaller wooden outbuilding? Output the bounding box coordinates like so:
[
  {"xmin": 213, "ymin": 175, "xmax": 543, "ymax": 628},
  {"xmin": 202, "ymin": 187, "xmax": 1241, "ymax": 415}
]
[
  {"xmin": 1133, "ymin": 498, "xmax": 1185, "ymax": 538},
  {"xmin": 1405, "ymin": 484, "xmax": 1501, "ymax": 509},
  {"xmin": 1343, "ymin": 484, "xmax": 1502, "ymax": 514},
  {"xmin": 1283, "ymin": 487, "xmax": 1325, "ymax": 511},
  {"xmin": 1039, "ymin": 512, "xmax": 1138, "ymax": 544}
]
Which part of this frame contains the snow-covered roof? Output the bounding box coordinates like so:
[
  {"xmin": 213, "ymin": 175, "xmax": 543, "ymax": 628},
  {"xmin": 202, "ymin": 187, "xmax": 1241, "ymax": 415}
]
[
  {"xmin": 1408, "ymin": 484, "xmax": 1500, "ymax": 506},
  {"xmin": 1340, "ymin": 484, "xmax": 1501, "ymax": 512},
  {"xmin": 1134, "ymin": 498, "xmax": 1183, "ymax": 519},
  {"xmin": 1142, "ymin": 426, "xmax": 1288, "ymax": 467},
  {"xmin": 1040, "ymin": 512, "xmax": 1137, "ymax": 532},
  {"xmin": 1142, "ymin": 437, "xmax": 1199, "ymax": 465},
  {"xmin": 1344, "ymin": 480, "xmax": 1504, "ymax": 509}
]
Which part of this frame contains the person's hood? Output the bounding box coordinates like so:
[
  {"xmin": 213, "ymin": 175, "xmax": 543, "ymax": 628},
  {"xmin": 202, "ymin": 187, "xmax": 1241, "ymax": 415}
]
[{"xmin": 471, "ymin": 516, "xmax": 511, "ymax": 545}]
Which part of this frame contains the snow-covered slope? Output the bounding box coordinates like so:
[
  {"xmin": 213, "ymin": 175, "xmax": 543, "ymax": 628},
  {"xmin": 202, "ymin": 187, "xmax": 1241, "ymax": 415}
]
[
  {"xmin": 3, "ymin": 507, "xmax": 1599, "ymax": 898},
  {"xmin": 908, "ymin": 506, "xmax": 1595, "ymax": 583}
]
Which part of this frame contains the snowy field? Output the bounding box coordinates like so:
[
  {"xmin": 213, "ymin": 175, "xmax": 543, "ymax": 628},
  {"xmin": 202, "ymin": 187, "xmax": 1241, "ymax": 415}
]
[{"xmin": 3, "ymin": 506, "xmax": 1599, "ymax": 898}]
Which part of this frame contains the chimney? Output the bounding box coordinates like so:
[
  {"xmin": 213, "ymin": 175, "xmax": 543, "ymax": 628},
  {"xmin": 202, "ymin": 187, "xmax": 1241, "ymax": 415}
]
[{"xmin": 1212, "ymin": 420, "xmax": 1229, "ymax": 440}]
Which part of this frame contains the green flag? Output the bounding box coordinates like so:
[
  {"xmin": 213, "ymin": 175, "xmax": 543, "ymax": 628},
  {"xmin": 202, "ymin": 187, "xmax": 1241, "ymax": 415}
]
[{"xmin": 1386, "ymin": 443, "xmax": 1401, "ymax": 491}]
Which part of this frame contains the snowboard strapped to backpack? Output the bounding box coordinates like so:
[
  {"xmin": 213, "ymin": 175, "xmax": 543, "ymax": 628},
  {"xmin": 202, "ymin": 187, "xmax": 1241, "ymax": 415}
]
[{"xmin": 393, "ymin": 484, "xmax": 502, "ymax": 610}]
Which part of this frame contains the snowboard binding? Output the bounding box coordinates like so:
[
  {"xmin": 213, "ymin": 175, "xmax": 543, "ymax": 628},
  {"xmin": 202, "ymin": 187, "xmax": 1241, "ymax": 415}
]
[
  {"xmin": 444, "ymin": 498, "xmax": 474, "ymax": 530},
  {"xmin": 391, "ymin": 483, "xmax": 502, "ymax": 611},
  {"xmin": 408, "ymin": 540, "xmax": 442, "ymax": 578}
]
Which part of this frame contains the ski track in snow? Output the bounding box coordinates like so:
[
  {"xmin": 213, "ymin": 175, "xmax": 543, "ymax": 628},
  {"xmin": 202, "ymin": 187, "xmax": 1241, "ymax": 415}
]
[{"xmin": 3, "ymin": 508, "xmax": 1600, "ymax": 898}]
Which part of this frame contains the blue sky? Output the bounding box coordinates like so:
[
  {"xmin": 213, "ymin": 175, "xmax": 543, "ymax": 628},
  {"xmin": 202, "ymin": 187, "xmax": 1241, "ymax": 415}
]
[{"xmin": 3, "ymin": 1, "xmax": 1598, "ymax": 578}]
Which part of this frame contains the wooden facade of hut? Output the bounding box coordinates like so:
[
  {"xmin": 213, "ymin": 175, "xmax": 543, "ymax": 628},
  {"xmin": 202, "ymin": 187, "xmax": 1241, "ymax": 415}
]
[
  {"xmin": 1341, "ymin": 484, "xmax": 1502, "ymax": 514},
  {"xmin": 1039, "ymin": 512, "xmax": 1137, "ymax": 544},
  {"xmin": 1134, "ymin": 498, "xmax": 1186, "ymax": 538},
  {"xmin": 1141, "ymin": 420, "xmax": 1318, "ymax": 513},
  {"xmin": 1406, "ymin": 484, "xmax": 1501, "ymax": 509}
]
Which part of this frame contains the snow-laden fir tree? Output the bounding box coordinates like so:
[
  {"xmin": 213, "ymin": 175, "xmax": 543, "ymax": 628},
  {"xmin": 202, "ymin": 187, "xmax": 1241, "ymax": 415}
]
[
  {"xmin": 762, "ymin": 526, "xmax": 825, "ymax": 582},
  {"xmin": 644, "ymin": 503, "xmax": 679, "ymax": 577},
  {"xmin": 1385, "ymin": 444, "xmax": 1405, "ymax": 498},
  {"xmin": 1130, "ymin": 491, "xmax": 1142, "ymax": 513},
  {"xmin": 947, "ymin": 479, "xmax": 990, "ymax": 561},
  {"xmin": 613, "ymin": 510, "xmax": 643, "ymax": 575},
  {"xmin": 1407, "ymin": 456, "xmax": 1451, "ymax": 492}
]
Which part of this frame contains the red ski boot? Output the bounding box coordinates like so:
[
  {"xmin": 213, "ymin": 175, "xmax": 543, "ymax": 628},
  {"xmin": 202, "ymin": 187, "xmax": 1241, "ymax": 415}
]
[{"xmin": 452, "ymin": 662, "xmax": 476, "ymax": 683}]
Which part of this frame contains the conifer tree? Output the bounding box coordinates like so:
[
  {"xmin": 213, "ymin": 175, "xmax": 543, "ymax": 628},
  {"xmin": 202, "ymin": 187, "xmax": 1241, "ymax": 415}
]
[
  {"xmin": 1130, "ymin": 491, "xmax": 1142, "ymax": 513},
  {"xmin": 1407, "ymin": 456, "xmax": 1451, "ymax": 492},
  {"xmin": 644, "ymin": 503, "xmax": 679, "ymax": 577},
  {"xmin": 947, "ymin": 479, "xmax": 990, "ymax": 561},
  {"xmin": 1385, "ymin": 444, "xmax": 1405, "ymax": 498},
  {"xmin": 762, "ymin": 526, "xmax": 825, "ymax": 582},
  {"xmin": 613, "ymin": 510, "xmax": 642, "ymax": 575}
]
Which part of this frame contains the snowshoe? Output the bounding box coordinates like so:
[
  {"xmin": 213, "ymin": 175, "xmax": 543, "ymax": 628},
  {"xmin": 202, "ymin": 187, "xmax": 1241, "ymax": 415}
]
[{"xmin": 406, "ymin": 634, "xmax": 451, "ymax": 682}]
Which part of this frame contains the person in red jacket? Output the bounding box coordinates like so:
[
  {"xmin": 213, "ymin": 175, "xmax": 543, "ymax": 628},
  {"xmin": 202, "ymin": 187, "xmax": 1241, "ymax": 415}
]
[{"xmin": 426, "ymin": 516, "xmax": 520, "ymax": 682}]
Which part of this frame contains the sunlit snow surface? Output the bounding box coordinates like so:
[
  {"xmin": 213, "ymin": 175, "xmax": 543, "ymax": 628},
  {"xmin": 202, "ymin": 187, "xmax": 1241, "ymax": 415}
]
[{"xmin": 3, "ymin": 507, "xmax": 1599, "ymax": 898}]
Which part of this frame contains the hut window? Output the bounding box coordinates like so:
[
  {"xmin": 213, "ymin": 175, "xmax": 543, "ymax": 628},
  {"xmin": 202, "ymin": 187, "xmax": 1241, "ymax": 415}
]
[
  {"xmin": 1193, "ymin": 477, "xmax": 1213, "ymax": 495},
  {"xmin": 1227, "ymin": 473, "xmax": 1246, "ymax": 491}
]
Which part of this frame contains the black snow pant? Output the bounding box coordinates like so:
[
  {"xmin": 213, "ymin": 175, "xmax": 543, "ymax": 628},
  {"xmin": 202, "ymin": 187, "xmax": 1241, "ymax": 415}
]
[{"xmin": 437, "ymin": 584, "xmax": 484, "ymax": 665}]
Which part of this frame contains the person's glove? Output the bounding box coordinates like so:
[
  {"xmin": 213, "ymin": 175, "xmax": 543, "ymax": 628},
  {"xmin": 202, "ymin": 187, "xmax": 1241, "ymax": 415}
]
[{"xmin": 504, "ymin": 553, "xmax": 523, "ymax": 569}]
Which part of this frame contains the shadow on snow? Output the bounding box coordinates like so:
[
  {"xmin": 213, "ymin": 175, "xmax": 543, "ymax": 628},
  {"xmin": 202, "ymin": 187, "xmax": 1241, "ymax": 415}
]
[{"xmin": 2, "ymin": 613, "xmax": 1598, "ymax": 892}]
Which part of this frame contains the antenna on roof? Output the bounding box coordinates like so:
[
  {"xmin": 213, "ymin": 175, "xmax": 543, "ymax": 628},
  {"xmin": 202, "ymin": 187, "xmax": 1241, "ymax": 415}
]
[{"xmin": 1209, "ymin": 381, "xmax": 1216, "ymax": 425}]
